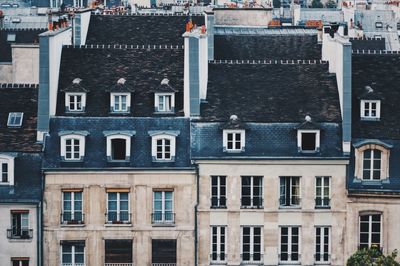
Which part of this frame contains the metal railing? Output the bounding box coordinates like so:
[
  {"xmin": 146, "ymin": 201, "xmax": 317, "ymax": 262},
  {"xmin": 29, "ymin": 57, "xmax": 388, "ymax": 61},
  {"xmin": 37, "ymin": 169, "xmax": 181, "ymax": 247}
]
[
  {"xmin": 314, "ymin": 253, "xmax": 331, "ymax": 262},
  {"xmin": 278, "ymin": 253, "xmax": 301, "ymax": 262},
  {"xmin": 315, "ymin": 198, "xmax": 330, "ymax": 208},
  {"xmin": 152, "ymin": 264, "xmax": 176, "ymax": 266},
  {"xmin": 279, "ymin": 196, "xmax": 301, "ymax": 207},
  {"xmin": 151, "ymin": 212, "xmax": 175, "ymax": 224},
  {"xmin": 240, "ymin": 254, "xmax": 263, "ymax": 264},
  {"xmin": 60, "ymin": 212, "xmax": 85, "ymax": 224},
  {"xmin": 7, "ymin": 228, "xmax": 33, "ymax": 239},
  {"xmin": 210, "ymin": 253, "xmax": 227, "ymax": 264},
  {"xmin": 104, "ymin": 263, "xmax": 133, "ymax": 266},
  {"xmin": 210, "ymin": 197, "xmax": 227, "ymax": 208},
  {"xmin": 240, "ymin": 197, "xmax": 264, "ymax": 208},
  {"xmin": 62, "ymin": 264, "xmax": 86, "ymax": 266},
  {"xmin": 105, "ymin": 212, "xmax": 132, "ymax": 224}
]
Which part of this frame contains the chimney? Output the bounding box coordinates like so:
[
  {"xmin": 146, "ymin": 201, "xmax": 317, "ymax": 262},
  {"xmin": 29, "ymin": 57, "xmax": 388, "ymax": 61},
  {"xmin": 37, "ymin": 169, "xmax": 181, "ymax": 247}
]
[
  {"xmin": 205, "ymin": 11, "xmax": 214, "ymax": 60},
  {"xmin": 183, "ymin": 29, "xmax": 208, "ymax": 117},
  {"xmin": 0, "ymin": 10, "xmax": 4, "ymax": 29}
]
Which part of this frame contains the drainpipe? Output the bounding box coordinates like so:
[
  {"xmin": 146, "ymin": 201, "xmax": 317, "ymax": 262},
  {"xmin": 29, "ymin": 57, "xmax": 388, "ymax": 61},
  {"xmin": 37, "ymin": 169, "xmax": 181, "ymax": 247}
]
[
  {"xmin": 37, "ymin": 201, "xmax": 42, "ymax": 266},
  {"xmin": 194, "ymin": 162, "xmax": 199, "ymax": 266}
]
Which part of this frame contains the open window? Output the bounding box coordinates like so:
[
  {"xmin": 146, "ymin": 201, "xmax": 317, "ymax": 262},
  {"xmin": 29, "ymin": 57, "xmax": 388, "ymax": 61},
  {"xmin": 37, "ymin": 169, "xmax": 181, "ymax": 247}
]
[
  {"xmin": 104, "ymin": 131, "xmax": 135, "ymax": 162},
  {"xmin": 297, "ymin": 130, "xmax": 320, "ymax": 153}
]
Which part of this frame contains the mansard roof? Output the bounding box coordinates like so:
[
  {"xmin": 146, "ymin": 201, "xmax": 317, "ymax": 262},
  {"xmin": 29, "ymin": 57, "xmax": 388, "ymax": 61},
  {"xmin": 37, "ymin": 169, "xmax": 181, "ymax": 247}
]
[
  {"xmin": 214, "ymin": 34, "xmax": 322, "ymax": 60},
  {"xmin": 352, "ymin": 53, "xmax": 400, "ymax": 140},
  {"xmin": 85, "ymin": 14, "xmax": 205, "ymax": 45},
  {"xmin": 56, "ymin": 46, "xmax": 184, "ymax": 117},
  {"xmin": 43, "ymin": 117, "xmax": 192, "ymax": 169},
  {"xmin": 200, "ymin": 61, "xmax": 341, "ymax": 123},
  {"xmin": 0, "ymin": 84, "xmax": 42, "ymax": 152}
]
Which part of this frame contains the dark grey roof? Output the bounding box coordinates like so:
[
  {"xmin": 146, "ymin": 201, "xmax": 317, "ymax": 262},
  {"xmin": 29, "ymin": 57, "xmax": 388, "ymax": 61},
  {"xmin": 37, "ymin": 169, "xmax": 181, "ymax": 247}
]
[
  {"xmin": 201, "ymin": 61, "xmax": 341, "ymax": 122},
  {"xmin": 43, "ymin": 117, "xmax": 192, "ymax": 169},
  {"xmin": 0, "ymin": 28, "xmax": 45, "ymax": 62},
  {"xmin": 352, "ymin": 53, "xmax": 400, "ymax": 139},
  {"xmin": 191, "ymin": 122, "xmax": 344, "ymax": 158},
  {"xmin": 214, "ymin": 35, "xmax": 321, "ymax": 60},
  {"xmin": 57, "ymin": 46, "xmax": 184, "ymax": 117},
  {"xmin": 350, "ymin": 37, "xmax": 386, "ymax": 51},
  {"xmin": 0, "ymin": 84, "xmax": 42, "ymax": 152},
  {"xmin": 85, "ymin": 15, "xmax": 205, "ymax": 45}
]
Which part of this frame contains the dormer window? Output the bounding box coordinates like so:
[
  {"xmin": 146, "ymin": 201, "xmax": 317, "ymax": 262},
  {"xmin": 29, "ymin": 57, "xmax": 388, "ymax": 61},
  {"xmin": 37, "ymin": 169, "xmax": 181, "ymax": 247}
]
[
  {"xmin": 59, "ymin": 132, "xmax": 89, "ymax": 161},
  {"xmin": 297, "ymin": 130, "xmax": 320, "ymax": 153},
  {"xmin": 0, "ymin": 155, "xmax": 15, "ymax": 185},
  {"xmin": 111, "ymin": 93, "xmax": 131, "ymax": 113},
  {"xmin": 7, "ymin": 112, "xmax": 23, "ymax": 127},
  {"xmin": 361, "ymin": 100, "xmax": 380, "ymax": 120},
  {"xmin": 104, "ymin": 131, "xmax": 135, "ymax": 162},
  {"xmin": 155, "ymin": 93, "xmax": 175, "ymax": 113},
  {"xmin": 223, "ymin": 130, "xmax": 245, "ymax": 152},
  {"xmin": 149, "ymin": 131, "xmax": 179, "ymax": 162},
  {"xmin": 65, "ymin": 93, "xmax": 86, "ymax": 112}
]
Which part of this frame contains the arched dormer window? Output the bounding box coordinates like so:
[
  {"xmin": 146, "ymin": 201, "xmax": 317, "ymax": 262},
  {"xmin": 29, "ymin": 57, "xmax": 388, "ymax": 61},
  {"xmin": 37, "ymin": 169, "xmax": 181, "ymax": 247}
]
[
  {"xmin": 59, "ymin": 131, "xmax": 89, "ymax": 162},
  {"xmin": 148, "ymin": 131, "xmax": 180, "ymax": 162},
  {"xmin": 104, "ymin": 131, "xmax": 136, "ymax": 162},
  {"xmin": 62, "ymin": 78, "xmax": 89, "ymax": 113},
  {"xmin": 0, "ymin": 154, "xmax": 15, "ymax": 185}
]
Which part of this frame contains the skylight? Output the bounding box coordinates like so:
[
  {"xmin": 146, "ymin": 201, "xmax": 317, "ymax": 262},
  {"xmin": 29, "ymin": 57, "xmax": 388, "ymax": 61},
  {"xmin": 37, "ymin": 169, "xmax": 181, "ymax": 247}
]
[{"xmin": 7, "ymin": 112, "xmax": 24, "ymax": 127}]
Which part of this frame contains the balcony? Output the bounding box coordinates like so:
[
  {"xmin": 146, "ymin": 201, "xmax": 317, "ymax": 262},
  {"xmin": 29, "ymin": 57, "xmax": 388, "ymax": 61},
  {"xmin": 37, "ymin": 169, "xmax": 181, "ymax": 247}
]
[
  {"xmin": 210, "ymin": 253, "xmax": 227, "ymax": 264},
  {"xmin": 61, "ymin": 212, "xmax": 85, "ymax": 225},
  {"xmin": 279, "ymin": 196, "xmax": 301, "ymax": 208},
  {"xmin": 240, "ymin": 198, "xmax": 263, "ymax": 209},
  {"xmin": 151, "ymin": 212, "xmax": 175, "ymax": 225},
  {"xmin": 62, "ymin": 264, "xmax": 86, "ymax": 266},
  {"xmin": 240, "ymin": 254, "xmax": 263, "ymax": 265},
  {"xmin": 7, "ymin": 229, "xmax": 33, "ymax": 239},
  {"xmin": 104, "ymin": 264, "xmax": 133, "ymax": 266},
  {"xmin": 315, "ymin": 198, "xmax": 330, "ymax": 209},
  {"xmin": 105, "ymin": 212, "xmax": 131, "ymax": 224}
]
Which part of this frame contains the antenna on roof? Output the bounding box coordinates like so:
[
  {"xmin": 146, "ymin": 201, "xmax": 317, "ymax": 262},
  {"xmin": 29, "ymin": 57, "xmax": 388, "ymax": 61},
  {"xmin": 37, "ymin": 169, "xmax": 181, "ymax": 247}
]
[
  {"xmin": 117, "ymin": 78, "xmax": 126, "ymax": 85},
  {"xmin": 72, "ymin": 78, "xmax": 82, "ymax": 84}
]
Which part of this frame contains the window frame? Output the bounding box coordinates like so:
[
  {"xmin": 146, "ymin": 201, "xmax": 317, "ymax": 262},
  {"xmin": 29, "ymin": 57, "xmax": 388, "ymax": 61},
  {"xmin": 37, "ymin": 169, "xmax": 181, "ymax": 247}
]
[
  {"xmin": 61, "ymin": 242, "xmax": 85, "ymax": 265},
  {"xmin": 359, "ymin": 212, "xmax": 382, "ymax": 250},
  {"xmin": 279, "ymin": 226, "xmax": 301, "ymax": 263},
  {"xmin": 106, "ymin": 191, "xmax": 130, "ymax": 224},
  {"xmin": 152, "ymin": 190, "xmax": 174, "ymax": 224},
  {"xmin": 106, "ymin": 134, "xmax": 131, "ymax": 162},
  {"xmin": 280, "ymin": 176, "xmax": 301, "ymax": 208},
  {"xmin": 155, "ymin": 92, "xmax": 175, "ymax": 113},
  {"xmin": 0, "ymin": 155, "xmax": 14, "ymax": 185},
  {"xmin": 297, "ymin": 129, "xmax": 320, "ymax": 153},
  {"xmin": 315, "ymin": 226, "xmax": 331, "ymax": 263},
  {"xmin": 60, "ymin": 134, "xmax": 86, "ymax": 161},
  {"xmin": 210, "ymin": 226, "xmax": 227, "ymax": 263},
  {"xmin": 362, "ymin": 149, "xmax": 382, "ymax": 180},
  {"xmin": 354, "ymin": 144, "xmax": 390, "ymax": 181},
  {"xmin": 62, "ymin": 190, "xmax": 83, "ymax": 224},
  {"xmin": 110, "ymin": 92, "xmax": 131, "ymax": 113},
  {"xmin": 210, "ymin": 176, "xmax": 227, "ymax": 208},
  {"xmin": 315, "ymin": 176, "xmax": 330, "ymax": 208},
  {"xmin": 223, "ymin": 129, "xmax": 245, "ymax": 153},
  {"xmin": 7, "ymin": 112, "xmax": 24, "ymax": 127},
  {"xmin": 65, "ymin": 92, "xmax": 86, "ymax": 112},
  {"xmin": 241, "ymin": 176, "xmax": 263, "ymax": 208},
  {"xmin": 241, "ymin": 226, "xmax": 263, "ymax": 263},
  {"xmin": 360, "ymin": 100, "xmax": 381, "ymax": 120},
  {"xmin": 10, "ymin": 211, "xmax": 30, "ymax": 239},
  {"xmin": 11, "ymin": 258, "xmax": 29, "ymax": 266},
  {"xmin": 151, "ymin": 134, "xmax": 176, "ymax": 162}
]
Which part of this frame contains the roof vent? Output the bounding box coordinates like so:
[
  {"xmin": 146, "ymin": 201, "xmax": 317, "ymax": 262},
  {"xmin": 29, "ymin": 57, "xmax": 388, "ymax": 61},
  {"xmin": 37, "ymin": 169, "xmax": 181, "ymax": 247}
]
[
  {"xmin": 161, "ymin": 78, "xmax": 169, "ymax": 85},
  {"xmin": 230, "ymin": 114, "xmax": 239, "ymax": 123},
  {"xmin": 305, "ymin": 115, "xmax": 312, "ymax": 122},
  {"xmin": 72, "ymin": 78, "xmax": 82, "ymax": 84},
  {"xmin": 117, "ymin": 78, "xmax": 126, "ymax": 85},
  {"xmin": 365, "ymin": 85, "xmax": 373, "ymax": 93}
]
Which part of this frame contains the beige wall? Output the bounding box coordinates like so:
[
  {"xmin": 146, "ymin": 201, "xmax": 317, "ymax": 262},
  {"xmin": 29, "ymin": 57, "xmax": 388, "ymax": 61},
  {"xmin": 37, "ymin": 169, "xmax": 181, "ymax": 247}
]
[
  {"xmin": 197, "ymin": 160, "xmax": 348, "ymax": 266},
  {"xmin": 0, "ymin": 63, "xmax": 13, "ymax": 83},
  {"xmin": 43, "ymin": 171, "xmax": 196, "ymax": 266},
  {"xmin": 214, "ymin": 9, "xmax": 273, "ymax": 27},
  {"xmin": 12, "ymin": 44, "xmax": 39, "ymax": 84}
]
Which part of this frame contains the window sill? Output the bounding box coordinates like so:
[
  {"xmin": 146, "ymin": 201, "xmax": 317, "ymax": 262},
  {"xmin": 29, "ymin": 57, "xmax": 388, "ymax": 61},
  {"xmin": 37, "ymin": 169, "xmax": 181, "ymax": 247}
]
[
  {"xmin": 104, "ymin": 223, "xmax": 132, "ymax": 227},
  {"xmin": 360, "ymin": 117, "xmax": 380, "ymax": 121},
  {"xmin": 110, "ymin": 111, "xmax": 130, "ymax": 114},
  {"xmin": 152, "ymin": 223, "xmax": 175, "ymax": 227},
  {"xmin": 314, "ymin": 262, "xmax": 331, "ymax": 265},
  {"xmin": 240, "ymin": 206, "xmax": 264, "ymax": 209},
  {"xmin": 210, "ymin": 261, "xmax": 227, "ymax": 265},
  {"xmin": 8, "ymin": 238, "xmax": 33, "ymax": 242},
  {"xmin": 210, "ymin": 206, "xmax": 227, "ymax": 209},
  {"xmin": 279, "ymin": 262, "xmax": 301, "ymax": 266},
  {"xmin": 315, "ymin": 206, "xmax": 331, "ymax": 209},
  {"xmin": 0, "ymin": 183, "xmax": 12, "ymax": 186},
  {"xmin": 65, "ymin": 110, "xmax": 85, "ymax": 114},
  {"xmin": 60, "ymin": 223, "xmax": 85, "ymax": 227},
  {"xmin": 279, "ymin": 205, "xmax": 301, "ymax": 210},
  {"xmin": 224, "ymin": 149, "xmax": 245, "ymax": 153}
]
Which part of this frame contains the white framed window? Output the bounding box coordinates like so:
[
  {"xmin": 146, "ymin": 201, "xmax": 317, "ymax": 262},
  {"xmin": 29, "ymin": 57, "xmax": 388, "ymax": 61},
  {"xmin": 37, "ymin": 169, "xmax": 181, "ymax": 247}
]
[
  {"xmin": 60, "ymin": 134, "xmax": 86, "ymax": 161},
  {"xmin": 362, "ymin": 149, "xmax": 382, "ymax": 180},
  {"xmin": 155, "ymin": 93, "xmax": 175, "ymax": 112},
  {"xmin": 297, "ymin": 130, "xmax": 320, "ymax": 152},
  {"xmin": 106, "ymin": 134, "xmax": 132, "ymax": 161},
  {"xmin": 223, "ymin": 129, "xmax": 245, "ymax": 152},
  {"xmin": 65, "ymin": 93, "xmax": 86, "ymax": 112},
  {"xmin": 11, "ymin": 257, "xmax": 29, "ymax": 266},
  {"xmin": 0, "ymin": 155, "xmax": 14, "ymax": 185},
  {"xmin": 9, "ymin": 210, "xmax": 31, "ymax": 239},
  {"xmin": 61, "ymin": 241, "xmax": 85, "ymax": 266},
  {"xmin": 211, "ymin": 226, "xmax": 227, "ymax": 263},
  {"xmin": 315, "ymin": 227, "xmax": 330, "ymax": 263},
  {"xmin": 211, "ymin": 176, "xmax": 227, "ymax": 208},
  {"xmin": 241, "ymin": 226, "xmax": 262, "ymax": 263},
  {"xmin": 106, "ymin": 191, "xmax": 130, "ymax": 224},
  {"xmin": 153, "ymin": 190, "xmax": 174, "ymax": 224},
  {"xmin": 359, "ymin": 213, "xmax": 382, "ymax": 249},
  {"xmin": 280, "ymin": 176, "xmax": 301, "ymax": 207},
  {"xmin": 360, "ymin": 100, "xmax": 381, "ymax": 120},
  {"xmin": 151, "ymin": 134, "xmax": 177, "ymax": 162},
  {"xmin": 280, "ymin": 226, "xmax": 300, "ymax": 263},
  {"xmin": 110, "ymin": 93, "xmax": 131, "ymax": 112},
  {"xmin": 62, "ymin": 190, "xmax": 83, "ymax": 224},
  {"xmin": 315, "ymin": 177, "xmax": 330, "ymax": 208},
  {"xmin": 7, "ymin": 112, "xmax": 23, "ymax": 127},
  {"xmin": 241, "ymin": 176, "xmax": 263, "ymax": 208},
  {"xmin": 7, "ymin": 33, "xmax": 16, "ymax": 42}
]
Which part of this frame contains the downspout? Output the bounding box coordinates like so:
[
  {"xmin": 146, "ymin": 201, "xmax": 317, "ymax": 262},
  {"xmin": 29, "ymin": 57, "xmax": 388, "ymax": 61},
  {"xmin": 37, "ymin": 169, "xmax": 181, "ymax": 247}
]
[
  {"xmin": 194, "ymin": 162, "xmax": 199, "ymax": 266},
  {"xmin": 37, "ymin": 200, "xmax": 41, "ymax": 266}
]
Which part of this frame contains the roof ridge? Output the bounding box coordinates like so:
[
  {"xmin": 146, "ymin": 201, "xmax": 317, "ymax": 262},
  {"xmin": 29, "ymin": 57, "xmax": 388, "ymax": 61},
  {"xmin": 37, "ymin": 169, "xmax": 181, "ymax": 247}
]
[
  {"xmin": 64, "ymin": 44, "xmax": 184, "ymax": 50},
  {"xmin": 0, "ymin": 83, "xmax": 39, "ymax": 89},
  {"xmin": 352, "ymin": 50, "xmax": 400, "ymax": 55},
  {"xmin": 209, "ymin": 59, "xmax": 328, "ymax": 65}
]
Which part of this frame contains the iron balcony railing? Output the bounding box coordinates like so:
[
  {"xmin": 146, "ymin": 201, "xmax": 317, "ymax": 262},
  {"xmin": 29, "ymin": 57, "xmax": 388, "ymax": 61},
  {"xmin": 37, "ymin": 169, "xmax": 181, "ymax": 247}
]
[
  {"xmin": 210, "ymin": 197, "xmax": 227, "ymax": 208},
  {"xmin": 104, "ymin": 263, "xmax": 133, "ymax": 266},
  {"xmin": 210, "ymin": 253, "xmax": 227, "ymax": 264},
  {"xmin": 7, "ymin": 228, "xmax": 33, "ymax": 239},
  {"xmin": 314, "ymin": 253, "xmax": 331, "ymax": 262},
  {"xmin": 60, "ymin": 212, "xmax": 85, "ymax": 225},
  {"xmin": 279, "ymin": 196, "xmax": 301, "ymax": 207},
  {"xmin": 278, "ymin": 253, "xmax": 302, "ymax": 262},
  {"xmin": 240, "ymin": 198, "xmax": 264, "ymax": 209},
  {"xmin": 315, "ymin": 197, "xmax": 331, "ymax": 208},
  {"xmin": 62, "ymin": 264, "xmax": 86, "ymax": 266},
  {"xmin": 151, "ymin": 264, "xmax": 176, "ymax": 266},
  {"xmin": 105, "ymin": 212, "xmax": 132, "ymax": 224},
  {"xmin": 151, "ymin": 212, "xmax": 175, "ymax": 224},
  {"xmin": 240, "ymin": 253, "xmax": 263, "ymax": 264}
]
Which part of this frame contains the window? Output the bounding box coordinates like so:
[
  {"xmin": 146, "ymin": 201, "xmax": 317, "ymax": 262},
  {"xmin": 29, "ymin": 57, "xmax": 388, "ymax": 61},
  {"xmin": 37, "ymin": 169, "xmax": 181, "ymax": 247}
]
[
  {"xmin": 155, "ymin": 93, "xmax": 174, "ymax": 112},
  {"xmin": 211, "ymin": 226, "xmax": 226, "ymax": 263},
  {"xmin": 7, "ymin": 112, "xmax": 23, "ymax": 127},
  {"xmin": 360, "ymin": 100, "xmax": 381, "ymax": 120},
  {"xmin": 61, "ymin": 241, "xmax": 85, "ymax": 266},
  {"xmin": 211, "ymin": 176, "xmax": 226, "ymax": 208},
  {"xmin": 110, "ymin": 93, "xmax": 130, "ymax": 112},
  {"xmin": 152, "ymin": 239, "xmax": 176, "ymax": 265},
  {"xmin": 315, "ymin": 177, "xmax": 330, "ymax": 208},
  {"xmin": 375, "ymin": 22, "xmax": 383, "ymax": 28},
  {"xmin": 315, "ymin": 227, "xmax": 330, "ymax": 263},
  {"xmin": 65, "ymin": 93, "xmax": 86, "ymax": 112},
  {"xmin": 363, "ymin": 149, "xmax": 381, "ymax": 180},
  {"xmin": 153, "ymin": 190, "xmax": 174, "ymax": 224},
  {"xmin": 105, "ymin": 240, "xmax": 132, "ymax": 264},
  {"xmin": 7, "ymin": 33, "xmax": 16, "ymax": 42},
  {"xmin": 223, "ymin": 130, "xmax": 245, "ymax": 152},
  {"xmin": 8, "ymin": 211, "xmax": 31, "ymax": 239},
  {"xmin": 62, "ymin": 191, "xmax": 83, "ymax": 224},
  {"xmin": 359, "ymin": 214, "xmax": 381, "ymax": 249},
  {"xmin": 60, "ymin": 133, "xmax": 87, "ymax": 161},
  {"xmin": 280, "ymin": 176, "xmax": 301, "ymax": 207},
  {"xmin": 106, "ymin": 191, "xmax": 130, "ymax": 224},
  {"xmin": 11, "ymin": 258, "xmax": 29, "ymax": 266},
  {"xmin": 0, "ymin": 155, "xmax": 14, "ymax": 185},
  {"xmin": 241, "ymin": 226, "xmax": 262, "ymax": 263},
  {"xmin": 105, "ymin": 133, "xmax": 133, "ymax": 161},
  {"xmin": 297, "ymin": 130, "xmax": 320, "ymax": 152},
  {"xmin": 280, "ymin": 227, "xmax": 300, "ymax": 263},
  {"xmin": 150, "ymin": 132, "xmax": 179, "ymax": 162},
  {"xmin": 241, "ymin": 176, "xmax": 263, "ymax": 208}
]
